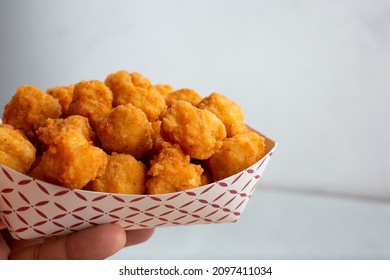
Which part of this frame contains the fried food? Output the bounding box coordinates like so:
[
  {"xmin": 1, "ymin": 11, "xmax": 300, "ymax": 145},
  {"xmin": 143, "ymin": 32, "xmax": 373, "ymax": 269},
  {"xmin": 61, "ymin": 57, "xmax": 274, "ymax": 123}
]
[
  {"xmin": 161, "ymin": 101, "xmax": 226, "ymax": 160},
  {"xmin": 200, "ymin": 170, "xmax": 212, "ymax": 186},
  {"xmin": 36, "ymin": 115, "xmax": 97, "ymax": 150},
  {"xmin": 1, "ymin": 70, "xmax": 268, "ymax": 195},
  {"xmin": 105, "ymin": 70, "xmax": 166, "ymax": 121},
  {"xmin": 165, "ymin": 88, "xmax": 202, "ymax": 108},
  {"xmin": 206, "ymin": 131, "xmax": 266, "ymax": 181},
  {"xmin": 87, "ymin": 153, "xmax": 146, "ymax": 195},
  {"xmin": 67, "ymin": 80, "xmax": 113, "ymax": 128},
  {"xmin": 38, "ymin": 130, "xmax": 108, "ymax": 190},
  {"xmin": 105, "ymin": 71, "xmax": 151, "ymax": 104},
  {"xmin": 0, "ymin": 124, "xmax": 36, "ymax": 173},
  {"xmin": 28, "ymin": 155, "xmax": 63, "ymax": 185},
  {"xmin": 27, "ymin": 155, "xmax": 48, "ymax": 182},
  {"xmin": 3, "ymin": 85, "xmax": 62, "ymax": 141},
  {"xmin": 96, "ymin": 103, "xmax": 153, "ymax": 159},
  {"xmin": 150, "ymin": 120, "xmax": 170, "ymax": 155},
  {"xmin": 155, "ymin": 84, "xmax": 174, "ymax": 97},
  {"xmin": 146, "ymin": 145, "xmax": 203, "ymax": 194},
  {"xmin": 46, "ymin": 84, "xmax": 75, "ymax": 116},
  {"xmin": 197, "ymin": 92, "xmax": 247, "ymax": 137}
]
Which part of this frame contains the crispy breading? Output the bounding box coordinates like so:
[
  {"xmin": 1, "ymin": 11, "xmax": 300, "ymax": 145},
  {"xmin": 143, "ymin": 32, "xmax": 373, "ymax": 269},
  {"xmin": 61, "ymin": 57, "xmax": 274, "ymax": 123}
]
[
  {"xmin": 161, "ymin": 101, "xmax": 226, "ymax": 160},
  {"xmin": 206, "ymin": 131, "xmax": 266, "ymax": 181},
  {"xmin": 166, "ymin": 88, "xmax": 202, "ymax": 107},
  {"xmin": 105, "ymin": 71, "xmax": 166, "ymax": 121},
  {"xmin": 87, "ymin": 153, "xmax": 146, "ymax": 195},
  {"xmin": 150, "ymin": 120, "xmax": 170, "ymax": 154},
  {"xmin": 96, "ymin": 103, "xmax": 153, "ymax": 159},
  {"xmin": 155, "ymin": 84, "xmax": 174, "ymax": 97},
  {"xmin": 197, "ymin": 92, "xmax": 247, "ymax": 137},
  {"xmin": 36, "ymin": 115, "xmax": 97, "ymax": 150},
  {"xmin": 0, "ymin": 124, "xmax": 36, "ymax": 173},
  {"xmin": 2, "ymin": 85, "xmax": 62, "ymax": 141},
  {"xmin": 146, "ymin": 145, "xmax": 203, "ymax": 194},
  {"xmin": 200, "ymin": 170, "xmax": 212, "ymax": 186},
  {"xmin": 67, "ymin": 80, "xmax": 113, "ymax": 128},
  {"xmin": 27, "ymin": 155, "xmax": 47, "ymax": 182},
  {"xmin": 1, "ymin": 71, "xmax": 267, "ymax": 195},
  {"xmin": 46, "ymin": 84, "xmax": 75, "ymax": 116},
  {"xmin": 39, "ymin": 130, "xmax": 108, "ymax": 190}
]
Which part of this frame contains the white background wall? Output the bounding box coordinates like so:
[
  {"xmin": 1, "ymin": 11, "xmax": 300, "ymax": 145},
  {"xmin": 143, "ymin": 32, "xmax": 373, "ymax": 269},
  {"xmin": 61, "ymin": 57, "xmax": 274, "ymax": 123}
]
[{"xmin": 0, "ymin": 0, "xmax": 389, "ymax": 199}]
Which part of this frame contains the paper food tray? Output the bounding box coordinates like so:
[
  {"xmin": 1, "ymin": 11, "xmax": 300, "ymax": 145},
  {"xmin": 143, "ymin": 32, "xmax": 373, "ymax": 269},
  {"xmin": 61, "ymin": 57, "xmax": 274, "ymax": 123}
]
[{"xmin": 0, "ymin": 133, "xmax": 276, "ymax": 240}]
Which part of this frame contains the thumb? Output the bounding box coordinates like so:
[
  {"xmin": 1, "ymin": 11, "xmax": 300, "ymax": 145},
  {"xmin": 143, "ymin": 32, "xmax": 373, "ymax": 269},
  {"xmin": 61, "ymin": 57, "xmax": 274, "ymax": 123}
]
[{"xmin": 9, "ymin": 223, "xmax": 126, "ymax": 260}]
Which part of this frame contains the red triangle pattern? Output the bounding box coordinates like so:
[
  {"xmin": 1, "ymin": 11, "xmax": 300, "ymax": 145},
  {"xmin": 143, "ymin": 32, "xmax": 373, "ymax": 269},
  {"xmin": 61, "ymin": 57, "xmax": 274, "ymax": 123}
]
[{"xmin": 0, "ymin": 148, "xmax": 275, "ymax": 240}]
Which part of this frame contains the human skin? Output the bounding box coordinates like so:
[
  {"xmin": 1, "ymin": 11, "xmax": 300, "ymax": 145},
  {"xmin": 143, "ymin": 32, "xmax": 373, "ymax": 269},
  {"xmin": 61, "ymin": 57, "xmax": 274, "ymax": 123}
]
[{"xmin": 0, "ymin": 220, "xmax": 154, "ymax": 260}]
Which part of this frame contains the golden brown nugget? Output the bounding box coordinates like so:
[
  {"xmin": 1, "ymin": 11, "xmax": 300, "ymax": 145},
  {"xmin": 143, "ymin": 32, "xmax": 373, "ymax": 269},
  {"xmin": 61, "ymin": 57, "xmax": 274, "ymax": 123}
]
[
  {"xmin": 105, "ymin": 71, "xmax": 166, "ymax": 121},
  {"xmin": 46, "ymin": 84, "xmax": 75, "ymax": 116},
  {"xmin": 161, "ymin": 101, "xmax": 226, "ymax": 160},
  {"xmin": 165, "ymin": 88, "xmax": 202, "ymax": 107},
  {"xmin": 27, "ymin": 155, "xmax": 46, "ymax": 181},
  {"xmin": 155, "ymin": 84, "xmax": 174, "ymax": 97},
  {"xmin": 39, "ymin": 130, "xmax": 108, "ymax": 190},
  {"xmin": 146, "ymin": 145, "xmax": 203, "ymax": 194},
  {"xmin": 28, "ymin": 155, "xmax": 62, "ymax": 185},
  {"xmin": 0, "ymin": 124, "xmax": 36, "ymax": 173},
  {"xmin": 36, "ymin": 115, "xmax": 97, "ymax": 150},
  {"xmin": 143, "ymin": 121, "xmax": 171, "ymax": 164},
  {"xmin": 87, "ymin": 153, "xmax": 146, "ymax": 195},
  {"xmin": 206, "ymin": 131, "xmax": 266, "ymax": 181},
  {"xmin": 150, "ymin": 120, "xmax": 171, "ymax": 154},
  {"xmin": 3, "ymin": 85, "xmax": 62, "ymax": 141},
  {"xmin": 67, "ymin": 80, "xmax": 113, "ymax": 128},
  {"xmin": 200, "ymin": 170, "xmax": 212, "ymax": 186},
  {"xmin": 105, "ymin": 71, "xmax": 151, "ymax": 104},
  {"xmin": 198, "ymin": 92, "xmax": 247, "ymax": 137},
  {"xmin": 96, "ymin": 104, "xmax": 153, "ymax": 159}
]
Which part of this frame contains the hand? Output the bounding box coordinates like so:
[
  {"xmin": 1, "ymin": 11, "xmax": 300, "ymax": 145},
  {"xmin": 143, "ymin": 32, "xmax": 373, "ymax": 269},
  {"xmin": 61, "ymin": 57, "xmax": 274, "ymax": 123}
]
[{"xmin": 0, "ymin": 220, "xmax": 154, "ymax": 259}]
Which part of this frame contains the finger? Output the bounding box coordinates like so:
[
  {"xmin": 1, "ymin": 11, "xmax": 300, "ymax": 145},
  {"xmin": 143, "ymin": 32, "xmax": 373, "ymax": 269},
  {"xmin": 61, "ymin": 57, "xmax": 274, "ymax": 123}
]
[
  {"xmin": 0, "ymin": 222, "xmax": 46, "ymax": 253},
  {"xmin": 3, "ymin": 229, "xmax": 45, "ymax": 253},
  {"xmin": 125, "ymin": 228, "xmax": 154, "ymax": 247},
  {"xmin": 0, "ymin": 231, "xmax": 11, "ymax": 259},
  {"xmin": 9, "ymin": 223, "xmax": 126, "ymax": 260}
]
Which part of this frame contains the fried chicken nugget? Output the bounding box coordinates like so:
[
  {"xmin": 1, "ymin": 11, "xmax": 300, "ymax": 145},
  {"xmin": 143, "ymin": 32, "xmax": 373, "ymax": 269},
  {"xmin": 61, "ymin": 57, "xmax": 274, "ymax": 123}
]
[
  {"xmin": 39, "ymin": 130, "xmax": 108, "ymax": 190},
  {"xmin": 161, "ymin": 101, "xmax": 226, "ymax": 160},
  {"xmin": 28, "ymin": 155, "xmax": 64, "ymax": 185},
  {"xmin": 105, "ymin": 71, "xmax": 166, "ymax": 121},
  {"xmin": 0, "ymin": 124, "xmax": 36, "ymax": 173},
  {"xmin": 46, "ymin": 84, "xmax": 75, "ymax": 116},
  {"xmin": 67, "ymin": 80, "xmax": 113, "ymax": 128},
  {"xmin": 155, "ymin": 84, "xmax": 174, "ymax": 97},
  {"xmin": 96, "ymin": 103, "xmax": 153, "ymax": 159},
  {"xmin": 36, "ymin": 115, "xmax": 97, "ymax": 150},
  {"xmin": 165, "ymin": 88, "xmax": 202, "ymax": 107},
  {"xmin": 3, "ymin": 85, "xmax": 62, "ymax": 141},
  {"xmin": 87, "ymin": 153, "xmax": 146, "ymax": 195},
  {"xmin": 150, "ymin": 120, "xmax": 170, "ymax": 154},
  {"xmin": 146, "ymin": 145, "xmax": 203, "ymax": 194},
  {"xmin": 27, "ymin": 155, "xmax": 48, "ymax": 182},
  {"xmin": 206, "ymin": 131, "xmax": 266, "ymax": 181},
  {"xmin": 200, "ymin": 170, "xmax": 212, "ymax": 186},
  {"xmin": 197, "ymin": 93, "xmax": 248, "ymax": 137},
  {"xmin": 143, "ymin": 121, "xmax": 171, "ymax": 163}
]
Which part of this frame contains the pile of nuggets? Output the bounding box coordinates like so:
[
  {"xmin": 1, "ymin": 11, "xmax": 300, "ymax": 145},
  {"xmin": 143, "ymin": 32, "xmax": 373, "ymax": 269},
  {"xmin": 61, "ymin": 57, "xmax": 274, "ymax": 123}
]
[{"xmin": 0, "ymin": 71, "xmax": 266, "ymax": 195}]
